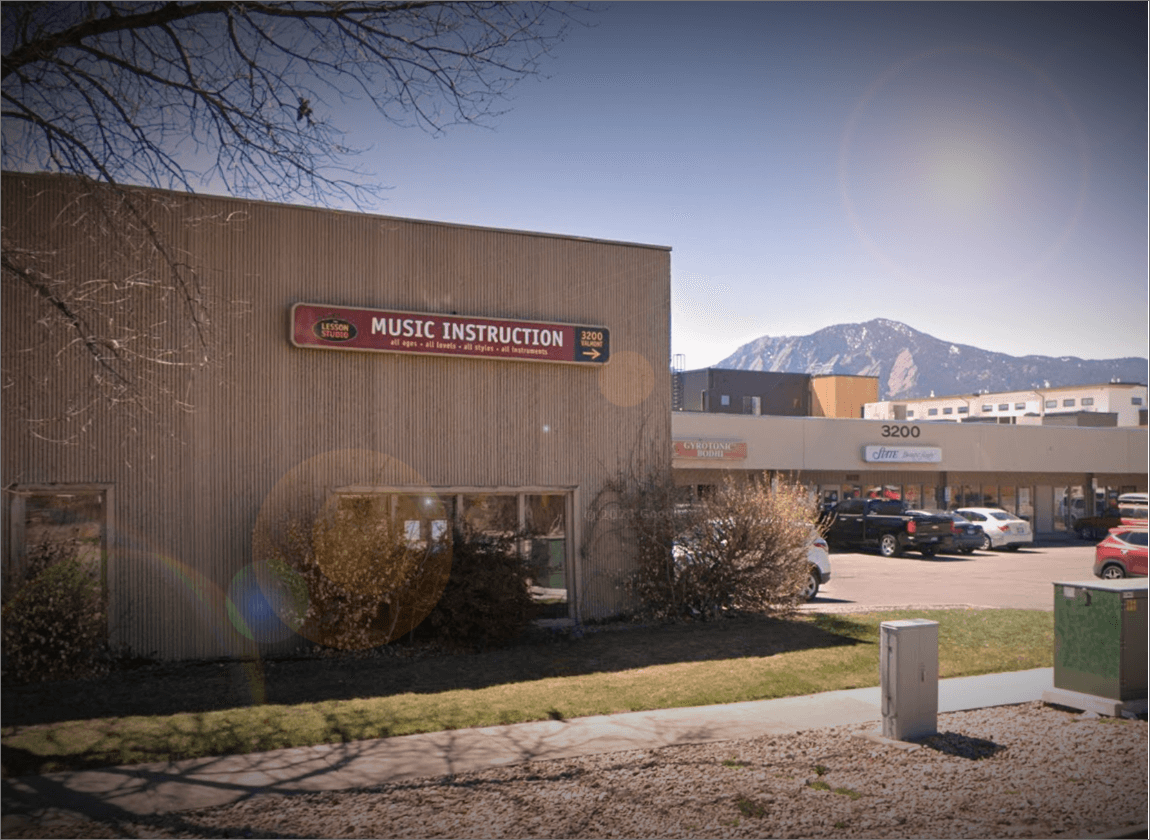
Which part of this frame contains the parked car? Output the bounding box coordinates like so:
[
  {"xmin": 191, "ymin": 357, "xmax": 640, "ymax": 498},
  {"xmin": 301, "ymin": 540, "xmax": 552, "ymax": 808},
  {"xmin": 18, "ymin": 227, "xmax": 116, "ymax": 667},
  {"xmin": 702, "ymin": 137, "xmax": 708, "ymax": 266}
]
[
  {"xmin": 908, "ymin": 510, "xmax": 983, "ymax": 554},
  {"xmin": 1117, "ymin": 492, "xmax": 1149, "ymax": 525},
  {"xmin": 821, "ymin": 498, "xmax": 952, "ymax": 557},
  {"xmin": 1072, "ymin": 507, "xmax": 1124, "ymax": 541},
  {"xmin": 954, "ymin": 508, "xmax": 1033, "ymax": 551},
  {"xmin": 1093, "ymin": 527, "xmax": 1148, "ymax": 579},
  {"xmin": 804, "ymin": 532, "xmax": 832, "ymax": 600}
]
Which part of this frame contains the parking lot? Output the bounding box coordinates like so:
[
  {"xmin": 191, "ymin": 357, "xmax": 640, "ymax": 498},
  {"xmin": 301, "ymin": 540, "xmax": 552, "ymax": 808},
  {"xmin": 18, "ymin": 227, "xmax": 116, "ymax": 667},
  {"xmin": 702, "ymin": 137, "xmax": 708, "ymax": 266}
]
[{"xmin": 802, "ymin": 542, "xmax": 1114, "ymax": 613}]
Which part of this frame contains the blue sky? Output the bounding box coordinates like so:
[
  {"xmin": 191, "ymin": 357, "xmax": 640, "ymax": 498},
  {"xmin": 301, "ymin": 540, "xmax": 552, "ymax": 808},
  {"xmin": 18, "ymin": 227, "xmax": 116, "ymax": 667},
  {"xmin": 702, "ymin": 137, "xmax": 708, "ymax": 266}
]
[{"xmin": 326, "ymin": 2, "xmax": 1147, "ymax": 368}]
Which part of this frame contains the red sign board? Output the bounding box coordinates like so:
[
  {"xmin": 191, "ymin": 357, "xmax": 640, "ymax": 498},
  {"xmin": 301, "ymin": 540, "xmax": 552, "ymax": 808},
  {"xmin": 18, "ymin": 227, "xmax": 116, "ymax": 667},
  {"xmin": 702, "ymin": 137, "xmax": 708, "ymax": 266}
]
[
  {"xmin": 673, "ymin": 440, "xmax": 748, "ymax": 460},
  {"xmin": 291, "ymin": 303, "xmax": 609, "ymax": 365}
]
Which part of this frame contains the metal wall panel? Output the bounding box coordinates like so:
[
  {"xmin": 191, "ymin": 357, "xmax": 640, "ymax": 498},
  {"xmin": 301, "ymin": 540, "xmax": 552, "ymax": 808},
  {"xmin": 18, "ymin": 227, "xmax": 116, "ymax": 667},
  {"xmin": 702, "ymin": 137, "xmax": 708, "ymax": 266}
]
[{"xmin": 3, "ymin": 172, "xmax": 671, "ymax": 658}]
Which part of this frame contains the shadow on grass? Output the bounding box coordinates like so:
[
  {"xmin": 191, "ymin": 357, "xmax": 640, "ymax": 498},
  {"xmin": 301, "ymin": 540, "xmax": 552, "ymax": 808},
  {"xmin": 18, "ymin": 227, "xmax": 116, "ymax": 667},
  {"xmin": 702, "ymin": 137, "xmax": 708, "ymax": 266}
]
[{"xmin": 3, "ymin": 614, "xmax": 870, "ymax": 731}]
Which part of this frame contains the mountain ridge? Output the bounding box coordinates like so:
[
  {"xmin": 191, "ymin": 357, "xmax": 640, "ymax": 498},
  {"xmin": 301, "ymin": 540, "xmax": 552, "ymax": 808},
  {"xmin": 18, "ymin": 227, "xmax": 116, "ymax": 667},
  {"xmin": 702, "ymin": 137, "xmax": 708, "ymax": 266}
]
[{"xmin": 714, "ymin": 319, "xmax": 1148, "ymax": 400}]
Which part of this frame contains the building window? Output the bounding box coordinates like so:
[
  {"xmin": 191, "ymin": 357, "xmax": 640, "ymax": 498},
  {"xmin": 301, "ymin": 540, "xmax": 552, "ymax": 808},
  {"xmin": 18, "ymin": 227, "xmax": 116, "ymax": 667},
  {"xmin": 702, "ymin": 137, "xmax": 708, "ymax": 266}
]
[
  {"xmin": 927, "ymin": 408, "xmax": 938, "ymax": 416},
  {"xmin": 957, "ymin": 406, "xmax": 969, "ymax": 414},
  {"xmin": 6, "ymin": 485, "xmax": 110, "ymax": 610},
  {"xmin": 1081, "ymin": 397, "xmax": 1094, "ymax": 406},
  {"xmin": 1014, "ymin": 402, "xmax": 1025, "ymax": 410},
  {"xmin": 998, "ymin": 403, "xmax": 1009, "ymax": 411},
  {"xmin": 942, "ymin": 407, "xmax": 953, "ymax": 415},
  {"xmin": 1063, "ymin": 398, "xmax": 1076, "ymax": 407},
  {"xmin": 982, "ymin": 404, "xmax": 993, "ymax": 412},
  {"xmin": 720, "ymin": 394, "xmax": 730, "ymax": 407},
  {"xmin": 906, "ymin": 410, "xmax": 915, "ymax": 418},
  {"xmin": 339, "ymin": 488, "xmax": 573, "ymax": 620},
  {"xmin": 1045, "ymin": 400, "xmax": 1057, "ymax": 409},
  {"xmin": 1134, "ymin": 397, "xmax": 1144, "ymax": 406}
]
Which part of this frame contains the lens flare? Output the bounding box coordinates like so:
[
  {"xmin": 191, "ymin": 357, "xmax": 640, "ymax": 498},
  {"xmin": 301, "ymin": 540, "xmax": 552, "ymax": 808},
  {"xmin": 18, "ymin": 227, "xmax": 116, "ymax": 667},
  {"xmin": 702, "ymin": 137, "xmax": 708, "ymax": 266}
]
[
  {"xmin": 252, "ymin": 449, "xmax": 453, "ymax": 650},
  {"xmin": 598, "ymin": 350, "xmax": 656, "ymax": 407}
]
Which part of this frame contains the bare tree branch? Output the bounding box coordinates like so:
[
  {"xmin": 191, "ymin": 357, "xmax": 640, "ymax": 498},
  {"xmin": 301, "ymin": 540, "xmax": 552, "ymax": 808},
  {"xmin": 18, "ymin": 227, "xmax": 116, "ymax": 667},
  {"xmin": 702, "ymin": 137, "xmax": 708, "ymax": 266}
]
[
  {"xmin": 3, "ymin": 2, "xmax": 577, "ymax": 205},
  {"xmin": 2, "ymin": 1, "xmax": 580, "ymax": 437}
]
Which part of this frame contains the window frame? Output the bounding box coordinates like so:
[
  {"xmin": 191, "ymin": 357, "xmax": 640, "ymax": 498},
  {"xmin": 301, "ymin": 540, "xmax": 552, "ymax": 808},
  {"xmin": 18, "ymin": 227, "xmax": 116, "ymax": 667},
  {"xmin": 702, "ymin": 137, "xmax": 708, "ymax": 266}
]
[
  {"xmin": 5, "ymin": 483, "xmax": 114, "ymax": 595},
  {"xmin": 335, "ymin": 484, "xmax": 579, "ymax": 621}
]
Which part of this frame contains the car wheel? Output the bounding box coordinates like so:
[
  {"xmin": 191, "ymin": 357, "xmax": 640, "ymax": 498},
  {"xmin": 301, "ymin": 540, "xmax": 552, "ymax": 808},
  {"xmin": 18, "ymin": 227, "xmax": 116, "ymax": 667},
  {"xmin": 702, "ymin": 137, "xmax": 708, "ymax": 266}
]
[
  {"xmin": 1076, "ymin": 526, "xmax": 1091, "ymax": 540},
  {"xmin": 979, "ymin": 533, "xmax": 993, "ymax": 551},
  {"xmin": 1101, "ymin": 564, "xmax": 1125, "ymax": 580},
  {"xmin": 920, "ymin": 546, "xmax": 938, "ymax": 558},
  {"xmin": 879, "ymin": 534, "xmax": 901, "ymax": 557},
  {"xmin": 803, "ymin": 568, "xmax": 820, "ymax": 600}
]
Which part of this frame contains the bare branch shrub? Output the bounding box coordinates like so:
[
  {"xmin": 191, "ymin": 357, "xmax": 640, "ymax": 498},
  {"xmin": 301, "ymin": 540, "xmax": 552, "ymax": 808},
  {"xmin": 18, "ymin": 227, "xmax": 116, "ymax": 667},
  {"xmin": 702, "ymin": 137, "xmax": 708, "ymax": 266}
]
[
  {"xmin": 253, "ymin": 502, "xmax": 451, "ymax": 652},
  {"xmin": 600, "ymin": 467, "xmax": 818, "ymax": 621},
  {"xmin": 2, "ymin": 537, "xmax": 108, "ymax": 683}
]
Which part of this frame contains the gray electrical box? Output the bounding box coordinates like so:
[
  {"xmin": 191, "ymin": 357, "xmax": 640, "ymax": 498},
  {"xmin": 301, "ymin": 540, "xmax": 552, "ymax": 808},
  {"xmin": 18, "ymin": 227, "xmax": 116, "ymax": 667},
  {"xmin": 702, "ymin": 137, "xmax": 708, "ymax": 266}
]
[
  {"xmin": 1053, "ymin": 578, "xmax": 1147, "ymax": 701},
  {"xmin": 880, "ymin": 618, "xmax": 939, "ymax": 741}
]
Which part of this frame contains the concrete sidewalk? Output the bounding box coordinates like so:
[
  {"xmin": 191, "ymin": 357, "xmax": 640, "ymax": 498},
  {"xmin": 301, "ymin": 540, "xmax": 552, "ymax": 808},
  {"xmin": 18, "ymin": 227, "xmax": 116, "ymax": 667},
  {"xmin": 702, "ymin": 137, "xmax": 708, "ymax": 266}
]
[{"xmin": 2, "ymin": 668, "xmax": 1053, "ymax": 824}]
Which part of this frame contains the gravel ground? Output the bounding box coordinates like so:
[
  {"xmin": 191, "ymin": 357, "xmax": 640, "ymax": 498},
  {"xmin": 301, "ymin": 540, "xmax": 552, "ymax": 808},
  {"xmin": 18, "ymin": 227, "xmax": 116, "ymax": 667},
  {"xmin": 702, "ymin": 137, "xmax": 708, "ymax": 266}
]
[{"xmin": 3, "ymin": 701, "xmax": 1146, "ymax": 839}]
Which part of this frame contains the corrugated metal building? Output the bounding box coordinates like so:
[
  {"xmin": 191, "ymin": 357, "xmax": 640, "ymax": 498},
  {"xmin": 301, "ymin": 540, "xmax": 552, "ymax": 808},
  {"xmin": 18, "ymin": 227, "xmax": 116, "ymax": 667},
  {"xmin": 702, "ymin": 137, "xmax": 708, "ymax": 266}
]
[{"xmin": 2, "ymin": 172, "xmax": 671, "ymax": 659}]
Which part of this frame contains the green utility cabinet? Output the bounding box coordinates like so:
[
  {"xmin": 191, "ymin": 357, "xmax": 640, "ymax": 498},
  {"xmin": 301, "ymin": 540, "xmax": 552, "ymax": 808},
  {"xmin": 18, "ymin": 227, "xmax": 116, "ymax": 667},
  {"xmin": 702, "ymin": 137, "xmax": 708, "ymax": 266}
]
[{"xmin": 1053, "ymin": 579, "xmax": 1147, "ymax": 701}]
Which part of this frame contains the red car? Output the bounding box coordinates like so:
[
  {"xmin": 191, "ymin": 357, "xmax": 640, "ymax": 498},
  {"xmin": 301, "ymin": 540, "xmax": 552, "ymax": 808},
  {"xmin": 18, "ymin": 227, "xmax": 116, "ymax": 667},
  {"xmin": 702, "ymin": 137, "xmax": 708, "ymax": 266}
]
[{"xmin": 1093, "ymin": 527, "xmax": 1148, "ymax": 579}]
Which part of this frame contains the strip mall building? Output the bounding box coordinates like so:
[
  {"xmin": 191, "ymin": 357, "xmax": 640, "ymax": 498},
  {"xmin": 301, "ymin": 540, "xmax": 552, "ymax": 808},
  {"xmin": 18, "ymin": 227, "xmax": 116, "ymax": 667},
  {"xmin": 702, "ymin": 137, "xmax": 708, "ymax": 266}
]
[
  {"xmin": 4, "ymin": 172, "xmax": 1146, "ymax": 660},
  {"xmin": 2, "ymin": 172, "xmax": 669, "ymax": 659},
  {"xmin": 672, "ymin": 411, "xmax": 1148, "ymax": 534}
]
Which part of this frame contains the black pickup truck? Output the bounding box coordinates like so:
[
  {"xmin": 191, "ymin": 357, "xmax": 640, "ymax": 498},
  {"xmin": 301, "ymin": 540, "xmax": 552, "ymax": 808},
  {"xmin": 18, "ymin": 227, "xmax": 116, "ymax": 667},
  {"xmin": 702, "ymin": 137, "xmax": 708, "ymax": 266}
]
[{"xmin": 822, "ymin": 498, "xmax": 953, "ymax": 557}]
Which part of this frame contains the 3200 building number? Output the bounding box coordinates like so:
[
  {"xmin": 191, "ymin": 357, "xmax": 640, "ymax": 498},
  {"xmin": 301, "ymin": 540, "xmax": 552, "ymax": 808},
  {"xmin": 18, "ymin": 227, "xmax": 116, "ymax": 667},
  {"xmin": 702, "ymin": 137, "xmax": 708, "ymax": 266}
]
[{"xmin": 880, "ymin": 425, "xmax": 921, "ymax": 438}]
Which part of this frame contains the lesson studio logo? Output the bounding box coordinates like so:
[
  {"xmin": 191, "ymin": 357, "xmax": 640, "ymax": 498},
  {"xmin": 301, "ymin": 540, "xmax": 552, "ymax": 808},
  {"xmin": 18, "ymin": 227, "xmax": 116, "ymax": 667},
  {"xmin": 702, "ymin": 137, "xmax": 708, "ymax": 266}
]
[{"xmin": 313, "ymin": 316, "xmax": 357, "ymax": 342}]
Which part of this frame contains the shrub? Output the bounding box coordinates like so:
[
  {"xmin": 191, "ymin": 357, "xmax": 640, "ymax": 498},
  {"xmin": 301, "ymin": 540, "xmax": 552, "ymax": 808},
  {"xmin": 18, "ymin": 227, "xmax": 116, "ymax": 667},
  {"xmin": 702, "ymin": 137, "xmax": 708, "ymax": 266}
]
[
  {"xmin": 606, "ymin": 471, "xmax": 817, "ymax": 621},
  {"xmin": 414, "ymin": 524, "xmax": 536, "ymax": 650},
  {"xmin": 253, "ymin": 500, "xmax": 452, "ymax": 651},
  {"xmin": 2, "ymin": 538, "xmax": 107, "ymax": 683}
]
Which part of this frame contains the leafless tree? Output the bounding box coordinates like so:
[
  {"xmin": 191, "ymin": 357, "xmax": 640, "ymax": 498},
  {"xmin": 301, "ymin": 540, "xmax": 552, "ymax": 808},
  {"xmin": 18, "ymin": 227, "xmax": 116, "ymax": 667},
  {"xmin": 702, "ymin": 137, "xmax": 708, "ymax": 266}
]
[{"xmin": 1, "ymin": 2, "xmax": 577, "ymax": 436}]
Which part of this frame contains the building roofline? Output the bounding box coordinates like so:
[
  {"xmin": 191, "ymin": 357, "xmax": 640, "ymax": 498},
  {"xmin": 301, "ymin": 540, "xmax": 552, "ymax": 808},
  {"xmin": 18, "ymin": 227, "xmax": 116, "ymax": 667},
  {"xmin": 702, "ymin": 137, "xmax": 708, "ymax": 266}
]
[
  {"xmin": 876, "ymin": 382, "xmax": 1147, "ymax": 403},
  {"xmin": 1, "ymin": 169, "xmax": 672, "ymax": 253}
]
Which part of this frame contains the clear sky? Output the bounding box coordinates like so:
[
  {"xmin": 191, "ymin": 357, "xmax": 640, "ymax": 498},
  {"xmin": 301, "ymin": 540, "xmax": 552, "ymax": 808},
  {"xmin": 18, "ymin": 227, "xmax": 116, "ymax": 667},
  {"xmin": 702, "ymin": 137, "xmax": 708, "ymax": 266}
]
[{"xmin": 302, "ymin": 3, "xmax": 1148, "ymax": 366}]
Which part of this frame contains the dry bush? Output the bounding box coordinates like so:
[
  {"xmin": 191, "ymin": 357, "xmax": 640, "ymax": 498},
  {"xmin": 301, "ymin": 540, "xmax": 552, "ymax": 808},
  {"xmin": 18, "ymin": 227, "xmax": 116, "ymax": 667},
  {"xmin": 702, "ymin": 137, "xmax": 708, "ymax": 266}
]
[
  {"xmin": 2, "ymin": 538, "xmax": 107, "ymax": 683},
  {"xmin": 606, "ymin": 471, "xmax": 817, "ymax": 621},
  {"xmin": 254, "ymin": 502, "xmax": 451, "ymax": 651}
]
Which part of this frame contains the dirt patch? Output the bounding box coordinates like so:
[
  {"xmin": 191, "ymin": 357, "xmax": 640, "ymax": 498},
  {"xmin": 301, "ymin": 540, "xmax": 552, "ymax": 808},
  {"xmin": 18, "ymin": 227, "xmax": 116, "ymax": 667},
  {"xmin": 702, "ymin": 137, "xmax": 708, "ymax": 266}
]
[{"xmin": 2, "ymin": 613, "xmax": 864, "ymax": 729}]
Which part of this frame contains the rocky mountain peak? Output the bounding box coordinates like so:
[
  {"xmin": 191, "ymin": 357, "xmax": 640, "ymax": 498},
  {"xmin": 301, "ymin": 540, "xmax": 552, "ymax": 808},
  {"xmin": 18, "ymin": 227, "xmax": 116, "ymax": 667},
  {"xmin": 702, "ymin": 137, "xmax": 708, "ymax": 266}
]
[{"xmin": 714, "ymin": 320, "xmax": 1147, "ymax": 400}]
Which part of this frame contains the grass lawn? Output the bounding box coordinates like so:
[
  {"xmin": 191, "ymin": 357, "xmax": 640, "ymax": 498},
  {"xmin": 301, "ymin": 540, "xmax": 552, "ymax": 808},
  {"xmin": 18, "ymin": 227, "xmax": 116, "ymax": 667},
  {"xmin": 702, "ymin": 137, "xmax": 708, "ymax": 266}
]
[{"xmin": 1, "ymin": 608, "xmax": 1052, "ymax": 777}]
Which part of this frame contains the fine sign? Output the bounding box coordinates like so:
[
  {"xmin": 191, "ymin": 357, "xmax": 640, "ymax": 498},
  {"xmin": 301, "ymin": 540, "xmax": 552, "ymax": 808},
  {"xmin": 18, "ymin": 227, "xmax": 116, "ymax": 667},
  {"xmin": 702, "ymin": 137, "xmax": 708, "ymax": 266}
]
[{"xmin": 291, "ymin": 303, "xmax": 610, "ymax": 365}]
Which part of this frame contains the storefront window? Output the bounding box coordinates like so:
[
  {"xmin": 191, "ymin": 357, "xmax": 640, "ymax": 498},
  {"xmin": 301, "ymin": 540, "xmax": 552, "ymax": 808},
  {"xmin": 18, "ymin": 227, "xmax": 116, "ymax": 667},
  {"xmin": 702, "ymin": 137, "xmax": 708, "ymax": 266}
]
[
  {"xmin": 458, "ymin": 492, "xmax": 572, "ymax": 620},
  {"xmin": 1017, "ymin": 487, "xmax": 1033, "ymax": 523},
  {"xmin": 981, "ymin": 485, "xmax": 999, "ymax": 508},
  {"xmin": 1065, "ymin": 486, "xmax": 1085, "ymax": 528},
  {"xmin": 954, "ymin": 485, "xmax": 979, "ymax": 509},
  {"xmin": 460, "ymin": 494, "xmax": 517, "ymax": 535},
  {"xmin": 1053, "ymin": 487, "xmax": 1069, "ymax": 532},
  {"xmin": 527, "ymin": 494, "xmax": 568, "ymax": 618},
  {"xmin": 999, "ymin": 486, "xmax": 1017, "ymax": 516},
  {"xmin": 395, "ymin": 494, "xmax": 451, "ymax": 549},
  {"xmin": 903, "ymin": 485, "xmax": 922, "ymax": 509}
]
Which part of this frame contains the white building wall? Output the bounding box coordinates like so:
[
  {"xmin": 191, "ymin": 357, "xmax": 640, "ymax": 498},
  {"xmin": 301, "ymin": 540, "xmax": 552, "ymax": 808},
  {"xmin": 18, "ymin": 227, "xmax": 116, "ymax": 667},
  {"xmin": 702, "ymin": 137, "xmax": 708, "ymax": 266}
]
[{"xmin": 864, "ymin": 384, "xmax": 1147, "ymax": 426}]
